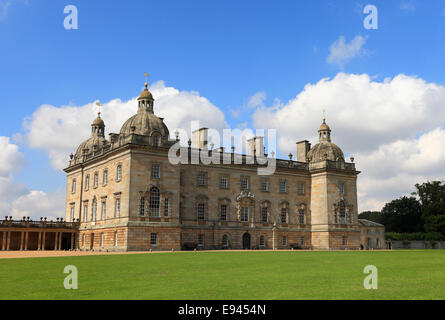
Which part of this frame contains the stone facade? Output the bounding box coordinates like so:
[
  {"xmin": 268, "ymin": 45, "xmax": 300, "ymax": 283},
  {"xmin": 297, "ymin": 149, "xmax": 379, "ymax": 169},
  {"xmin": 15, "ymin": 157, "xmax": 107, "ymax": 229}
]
[
  {"xmin": 359, "ymin": 219, "xmax": 386, "ymax": 249},
  {"xmin": 63, "ymin": 80, "xmax": 383, "ymax": 251}
]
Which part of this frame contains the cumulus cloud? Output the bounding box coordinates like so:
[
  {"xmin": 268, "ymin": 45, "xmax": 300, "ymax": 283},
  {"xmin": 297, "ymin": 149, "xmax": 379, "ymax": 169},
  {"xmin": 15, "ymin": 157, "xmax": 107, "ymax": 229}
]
[
  {"xmin": 326, "ymin": 35, "xmax": 367, "ymax": 68},
  {"xmin": 0, "ymin": 1, "xmax": 11, "ymax": 20},
  {"xmin": 24, "ymin": 80, "xmax": 229, "ymax": 170},
  {"xmin": 0, "ymin": 136, "xmax": 62, "ymax": 220},
  {"xmin": 400, "ymin": 2, "xmax": 415, "ymax": 11},
  {"xmin": 253, "ymin": 73, "xmax": 445, "ymax": 211},
  {"xmin": 0, "ymin": 136, "xmax": 26, "ymax": 177},
  {"xmin": 247, "ymin": 91, "xmax": 267, "ymax": 109},
  {"xmin": 10, "ymin": 189, "xmax": 65, "ymax": 221}
]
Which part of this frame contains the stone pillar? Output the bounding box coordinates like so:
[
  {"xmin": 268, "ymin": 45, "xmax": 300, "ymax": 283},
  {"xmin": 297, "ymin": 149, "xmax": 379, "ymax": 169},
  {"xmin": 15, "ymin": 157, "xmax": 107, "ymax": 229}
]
[
  {"xmin": 71, "ymin": 233, "xmax": 74, "ymax": 250},
  {"xmin": 54, "ymin": 232, "xmax": 59, "ymax": 250},
  {"xmin": 6, "ymin": 232, "xmax": 11, "ymax": 250},
  {"xmin": 25, "ymin": 232, "xmax": 29, "ymax": 251},
  {"xmin": 38, "ymin": 232, "xmax": 42, "ymax": 251},
  {"xmin": 2, "ymin": 232, "xmax": 6, "ymax": 250},
  {"xmin": 42, "ymin": 232, "xmax": 46, "ymax": 251},
  {"xmin": 58, "ymin": 232, "xmax": 62, "ymax": 250},
  {"xmin": 20, "ymin": 231, "xmax": 25, "ymax": 251}
]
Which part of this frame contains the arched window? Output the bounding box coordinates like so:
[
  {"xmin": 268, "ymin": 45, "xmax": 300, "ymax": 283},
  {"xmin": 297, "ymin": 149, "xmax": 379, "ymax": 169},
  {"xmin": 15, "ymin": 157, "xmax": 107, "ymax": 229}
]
[
  {"xmin": 299, "ymin": 209, "xmax": 305, "ymax": 224},
  {"xmin": 103, "ymin": 169, "xmax": 108, "ymax": 186},
  {"xmin": 197, "ymin": 203, "xmax": 206, "ymax": 221},
  {"xmin": 116, "ymin": 164, "xmax": 122, "ymax": 182},
  {"xmin": 281, "ymin": 208, "xmax": 287, "ymax": 224},
  {"xmin": 101, "ymin": 201, "xmax": 106, "ymax": 220},
  {"xmin": 222, "ymin": 234, "xmax": 229, "ymax": 247},
  {"xmin": 140, "ymin": 197, "xmax": 145, "ymax": 216},
  {"xmin": 340, "ymin": 201, "xmax": 346, "ymax": 224},
  {"xmin": 93, "ymin": 172, "xmax": 98, "ymax": 188},
  {"xmin": 261, "ymin": 207, "xmax": 268, "ymax": 223},
  {"xmin": 92, "ymin": 199, "xmax": 97, "ymax": 221},
  {"xmin": 85, "ymin": 175, "xmax": 90, "ymax": 191},
  {"xmin": 164, "ymin": 198, "xmax": 169, "ymax": 217},
  {"xmin": 100, "ymin": 233, "xmax": 104, "ymax": 247},
  {"xmin": 220, "ymin": 204, "xmax": 227, "ymax": 221},
  {"xmin": 83, "ymin": 203, "xmax": 88, "ymax": 222},
  {"xmin": 72, "ymin": 179, "xmax": 76, "ymax": 194},
  {"xmin": 115, "ymin": 198, "xmax": 121, "ymax": 218},
  {"xmin": 149, "ymin": 187, "xmax": 160, "ymax": 217},
  {"xmin": 153, "ymin": 135, "xmax": 159, "ymax": 147},
  {"xmin": 261, "ymin": 201, "xmax": 270, "ymax": 223}
]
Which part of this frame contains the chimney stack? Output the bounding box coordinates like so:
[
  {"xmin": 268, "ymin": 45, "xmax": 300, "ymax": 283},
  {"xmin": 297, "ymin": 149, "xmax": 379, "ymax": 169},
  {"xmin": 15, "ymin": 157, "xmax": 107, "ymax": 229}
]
[
  {"xmin": 247, "ymin": 137, "xmax": 265, "ymax": 157},
  {"xmin": 296, "ymin": 140, "xmax": 311, "ymax": 162},
  {"xmin": 192, "ymin": 128, "xmax": 208, "ymax": 149}
]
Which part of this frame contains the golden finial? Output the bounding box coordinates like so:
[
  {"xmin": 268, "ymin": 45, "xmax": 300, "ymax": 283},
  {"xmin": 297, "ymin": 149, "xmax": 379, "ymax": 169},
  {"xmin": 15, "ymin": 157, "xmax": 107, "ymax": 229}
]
[
  {"xmin": 322, "ymin": 109, "xmax": 326, "ymax": 123},
  {"xmin": 144, "ymin": 72, "xmax": 149, "ymax": 88},
  {"xmin": 96, "ymin": 102, "xmax": 101, "ymax": 116}
]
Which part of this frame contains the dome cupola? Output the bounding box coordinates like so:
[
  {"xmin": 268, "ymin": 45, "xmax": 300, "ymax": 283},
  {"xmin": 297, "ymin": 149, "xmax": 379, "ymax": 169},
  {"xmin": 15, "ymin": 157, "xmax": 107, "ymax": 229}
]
[
  {"xmin": 138, "ymin": 81, "xmax": 155, "ymax": 114},
  {"xmin": 307, "ymin": 116, "xmax": 345, "ymax": 163},
  {"xmin": 119, "ymin": 74, "xmax": 170, "ymax": 146},
  {"xmin": 318, "ymin": 116, "xmax": 331, "ymax": 142},
  {"xmin": 75, "ymin": 112, "xmax": 109, "ymax": 157}
]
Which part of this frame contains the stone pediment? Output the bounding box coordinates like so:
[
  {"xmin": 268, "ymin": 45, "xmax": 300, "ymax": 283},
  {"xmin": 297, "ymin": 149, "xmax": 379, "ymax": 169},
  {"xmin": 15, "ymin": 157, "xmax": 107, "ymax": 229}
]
[{"xmin": 236, "ymin": 190, "xmax": 255, "ymax": 202}]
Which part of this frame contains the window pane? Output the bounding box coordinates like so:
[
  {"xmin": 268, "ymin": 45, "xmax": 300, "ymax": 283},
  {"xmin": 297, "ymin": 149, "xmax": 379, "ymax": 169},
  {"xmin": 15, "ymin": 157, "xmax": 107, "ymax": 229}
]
[
  {"xmin": 198, "ymin": 203, "xmax": 205, "ymax": 220},
  {"xmin": 241, "ymin": 207, "xmax": 249, "ymax": 222},
  {"xmin": 164, "ymin": 199, "xmax": 169, "ymax": 217},
  {"xmin": 280, "ymin": 181, "xmax": 286, "ymax": 193},
  {"xmin": 220, "ymin": 204, "xmax": 227, "ymax": 221},
  {"xmin": 241, "ymin": 178, "xmax": 248, "ymax": 191},
  {"xmin": 262, "ymin": 207, "xmax": 268, "ymax": 222},
  {"xmin": 149, "ymin": 187, "xmax": 160, "ymax": 217},
  {"xmin": 281, "ymin": 208, "xmax": 287, "ymax": 223},
  {"xmin": 152, "ymin": 165, "xmax": 160, "ymax": 179}
]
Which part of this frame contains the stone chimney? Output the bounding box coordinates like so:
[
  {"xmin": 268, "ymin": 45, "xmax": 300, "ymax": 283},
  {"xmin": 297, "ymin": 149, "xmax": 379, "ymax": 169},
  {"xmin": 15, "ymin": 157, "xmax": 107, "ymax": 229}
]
[
  {"xmin": 247, "ymin": 137, "xmax": 265, "ymax": 157},
  {"xmin": 296, "ymin": 140, "xmax": 311, "ymax": 162},
  {"xmin": 192, "ymin": 128, "xmax": 208, "ymax": 149}
]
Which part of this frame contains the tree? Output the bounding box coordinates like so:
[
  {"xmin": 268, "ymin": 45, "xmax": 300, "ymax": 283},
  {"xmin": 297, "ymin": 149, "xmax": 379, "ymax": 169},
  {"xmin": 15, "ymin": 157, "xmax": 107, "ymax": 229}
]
[
  {"xmin": 414, "ymin": 181, "xmax": 445, "ymax": 236},
  {"xmin": 358, "ymin": 211, "xmax": 382, "ymax": 223},
  {"xmin": 380, "ymin": 196, "xmax": 423, "ymax": 233}
]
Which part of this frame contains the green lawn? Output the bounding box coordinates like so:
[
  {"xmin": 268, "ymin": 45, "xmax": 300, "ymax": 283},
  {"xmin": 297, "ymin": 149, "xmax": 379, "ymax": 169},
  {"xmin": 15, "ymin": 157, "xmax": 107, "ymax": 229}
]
[{"xmin": 1, "ymin": 250, "xmax": 444, "ymax": 300}]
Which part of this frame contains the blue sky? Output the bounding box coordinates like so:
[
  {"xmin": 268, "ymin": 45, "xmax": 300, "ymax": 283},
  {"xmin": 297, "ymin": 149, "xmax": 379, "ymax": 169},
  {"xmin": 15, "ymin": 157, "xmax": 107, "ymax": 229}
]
[{"xmin": 1, "ymin": 0, "xmax": 445, "ymax": 217}]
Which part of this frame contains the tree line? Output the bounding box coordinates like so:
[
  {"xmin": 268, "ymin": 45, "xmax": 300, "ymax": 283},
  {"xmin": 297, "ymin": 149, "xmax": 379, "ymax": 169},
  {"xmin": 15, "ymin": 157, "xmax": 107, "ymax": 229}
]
[{"xmin": 359, "ymin": 181, "xmax": 445, "ymax": 241}]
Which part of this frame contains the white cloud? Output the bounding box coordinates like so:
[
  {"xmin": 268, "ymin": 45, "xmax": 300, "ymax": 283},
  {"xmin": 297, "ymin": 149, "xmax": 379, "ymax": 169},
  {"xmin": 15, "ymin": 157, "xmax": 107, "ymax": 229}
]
[
  {"xmin": 0, "ymin": 136, "xmax": 26, "ymax": 177},
  {"xmin": 0, "ymin": 136, "xmax": 62, "ymax": 220},
  {"xmin": 0, "ymin": 0, "xmax": 28, "ymax": 21},
  {"xmin": 247, "ymin": 91, "xmax": 266, "ymax": 109},
  {"xmin": 326, "ymin": 35, "xmax": 367, "ymax": 68},
  {"xmin": 0, "ymin": 1, "xmax": 11, "ymax": 20},
  {"xmin": 400, "ymin": 2, "xmax": 415, "ymax": 12},
  {"xmin": 253, "ymin": 73, "xmax": 445, "ymax": 211},
  {"xmin": 10, "ymin": 189, "xmax": 65, "ymax": 221},
  {"xmin": 24, "ymin": 80, "xmax": 229, "ymax": 170}
]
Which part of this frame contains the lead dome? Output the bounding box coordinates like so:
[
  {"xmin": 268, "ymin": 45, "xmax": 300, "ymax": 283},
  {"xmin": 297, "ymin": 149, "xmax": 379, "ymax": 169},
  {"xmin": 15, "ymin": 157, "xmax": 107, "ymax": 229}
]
[{"xmin": 307, "ymin": 118, "xmax": 345, "ymax": 163}]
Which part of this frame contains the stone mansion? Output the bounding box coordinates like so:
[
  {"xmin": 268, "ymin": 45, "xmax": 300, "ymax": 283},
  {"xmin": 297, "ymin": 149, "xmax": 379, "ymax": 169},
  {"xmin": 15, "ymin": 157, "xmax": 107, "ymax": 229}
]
[{"xmin": 63, "ymin": 80, "xmax": 385, "ymax": 251}]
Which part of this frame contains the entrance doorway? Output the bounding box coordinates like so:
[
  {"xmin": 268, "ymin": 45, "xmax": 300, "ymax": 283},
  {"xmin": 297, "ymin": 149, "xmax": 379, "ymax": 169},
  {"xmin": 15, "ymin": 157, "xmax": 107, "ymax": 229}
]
[{"xmin": 242, "ymin": 233, "xmax": 251, "ymax": 250}]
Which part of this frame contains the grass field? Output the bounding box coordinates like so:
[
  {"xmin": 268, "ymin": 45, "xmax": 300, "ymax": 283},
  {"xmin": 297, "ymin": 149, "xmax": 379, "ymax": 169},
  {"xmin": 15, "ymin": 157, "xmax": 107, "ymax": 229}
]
[{"xmin": 1, "ymin": 250, "xmax": 444, "ymax": 300}]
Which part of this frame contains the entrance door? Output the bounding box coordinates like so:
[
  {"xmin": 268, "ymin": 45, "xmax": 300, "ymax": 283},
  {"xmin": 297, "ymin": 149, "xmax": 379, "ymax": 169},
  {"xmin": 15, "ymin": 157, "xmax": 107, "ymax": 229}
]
[{"xmin": 242, "ymin": 233, "xmax": 251, "ymax": 250}]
